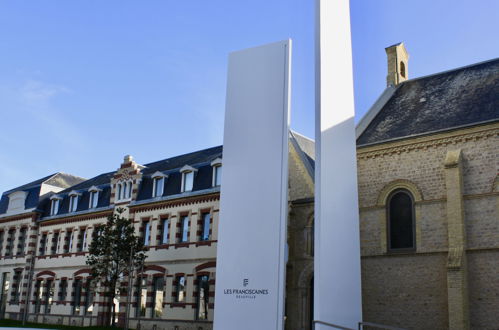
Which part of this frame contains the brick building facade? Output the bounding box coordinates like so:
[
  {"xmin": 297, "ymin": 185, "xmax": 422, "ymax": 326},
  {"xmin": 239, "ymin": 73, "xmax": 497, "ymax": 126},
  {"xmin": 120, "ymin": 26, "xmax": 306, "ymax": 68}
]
[{"xmin": 0, "ymin": 44, "xmax": 497, "ymax": 330}]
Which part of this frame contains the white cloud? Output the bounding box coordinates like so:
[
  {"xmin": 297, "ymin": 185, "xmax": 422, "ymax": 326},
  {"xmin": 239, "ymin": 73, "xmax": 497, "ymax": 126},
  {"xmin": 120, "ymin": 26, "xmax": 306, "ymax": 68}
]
[{"xmin": 19, "ymin": 79, "xmax": 70, "ymax": 106}]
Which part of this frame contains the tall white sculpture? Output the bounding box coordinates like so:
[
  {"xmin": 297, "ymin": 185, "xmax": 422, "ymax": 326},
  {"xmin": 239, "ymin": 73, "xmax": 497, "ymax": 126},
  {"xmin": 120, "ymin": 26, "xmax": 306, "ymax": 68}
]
[
  {"xmin": 314, "ymin": 0, "xmax": 363, "ymax": 329},
  {"xmin": 214, "ymin": 40, "xmax": 291, "ymax": 330}
]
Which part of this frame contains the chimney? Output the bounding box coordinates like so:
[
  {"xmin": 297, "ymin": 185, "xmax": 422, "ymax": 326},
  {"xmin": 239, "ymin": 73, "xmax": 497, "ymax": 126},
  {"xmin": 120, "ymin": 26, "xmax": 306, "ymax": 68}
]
[{"xmin": 385, "ymin": 42, "xmax": 409, "ymax": 87}]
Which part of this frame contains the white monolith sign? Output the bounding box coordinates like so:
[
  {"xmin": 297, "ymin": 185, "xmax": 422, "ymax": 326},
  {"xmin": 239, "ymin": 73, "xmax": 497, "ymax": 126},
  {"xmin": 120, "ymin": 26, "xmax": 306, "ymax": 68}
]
[
  {"xmin": 315, "ymin": 0, "xmax": 363, "ymax": 329},
  {"xmin": 214, "ymin": 40, "xmax": 291, "ymax": 330}
]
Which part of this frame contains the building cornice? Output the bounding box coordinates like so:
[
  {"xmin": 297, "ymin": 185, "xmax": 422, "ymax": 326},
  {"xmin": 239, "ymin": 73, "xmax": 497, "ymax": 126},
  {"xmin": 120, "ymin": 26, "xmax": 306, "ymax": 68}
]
[
  {"xmin": 357, "ymin": 122, "xmax": 498, "ymax": 160},
  {"xmin": 39, "ymin": 210, "xmax": 113, "ymax": 227},
  {"xmin": 0, "ymin": 212, "xmax": 38, "ymax": 224},
  {"xmin": 130, "ymin": 192, "xmax": 220, "ymax": 214}
]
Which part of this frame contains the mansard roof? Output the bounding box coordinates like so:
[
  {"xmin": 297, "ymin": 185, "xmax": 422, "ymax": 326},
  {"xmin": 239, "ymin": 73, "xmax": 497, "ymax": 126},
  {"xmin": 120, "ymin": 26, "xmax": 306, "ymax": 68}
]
[
  {"xmin": 0, "ymin": 173, "xmax": 86, "ymax": 216},
  {"xmin": 38, "ymin": 145, "xmax": 223, "ymax": 219},
  {"xmin": 357, "ymin": 57, "xmax": 499, "ymax": 146}
]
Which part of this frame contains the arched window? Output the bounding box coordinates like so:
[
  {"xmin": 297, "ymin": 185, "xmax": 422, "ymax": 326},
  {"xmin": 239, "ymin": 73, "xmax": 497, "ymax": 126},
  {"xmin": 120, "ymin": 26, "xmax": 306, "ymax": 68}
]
[
  {"xmin": 305, "ymin": 217, "xmax": 314, "ymax": 257},
  {"xmin": 387, "ymin": 189, "xmax": 415, "ymax": 251},
  {"xmin": 400, "ymin": 61, "xmax": 406, "ymax": 78},
  {"xmin": 117, "ymin": 183, "xmax": 122, "ymax": 201},
  {"xmin": 126, "ymin": 181, "xmax": 132, "ymax": 198}
]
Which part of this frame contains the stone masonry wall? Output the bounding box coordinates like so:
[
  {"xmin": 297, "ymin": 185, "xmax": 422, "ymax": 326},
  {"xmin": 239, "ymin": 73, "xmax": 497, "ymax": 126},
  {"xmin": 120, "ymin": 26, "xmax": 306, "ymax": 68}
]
[{"xmin": 357, "ymin": 124, "xmax": 499, "ymax": 329}]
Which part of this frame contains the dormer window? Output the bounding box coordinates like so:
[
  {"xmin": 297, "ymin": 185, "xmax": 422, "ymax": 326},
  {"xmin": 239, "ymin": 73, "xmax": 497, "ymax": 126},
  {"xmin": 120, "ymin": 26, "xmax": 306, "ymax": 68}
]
[
  {"xmin": 116, "ymin": 180, "xmax": 132, "ymax": 202},
  {"xmin": 50, "ymin": 196, "xmax": 62, "ymax": 216},
  {"xmin": 126, "ymin": 181, "xmax": 132, "ymax": 198},
  {"xmin": 211, "ymin": 158, "xmax": 222, "ymax": 187},
  {"xmin": 180, "ymin": 165, "xmax": 198, "ymax": 193},
  {"xmin": 88, "ymin": 186, "xmax": 102, "ymax": 209},
  {"xmin": 117, "ymin": 183, "xmax": 122, "ymax": 200},
  {"xmin": 69, "ymin": 195, "xmax": 78, "ymax": 212},
  {"xmin": 6, "ymin": 191, "xmax": 28, "ymax": 214},
  {"xmin": 68, "ymin": 191, "xmax": 81, "ymax": 213},
  {"xmin": 151, "ymin": 172, "xmax": 167, "ymax": 198}
]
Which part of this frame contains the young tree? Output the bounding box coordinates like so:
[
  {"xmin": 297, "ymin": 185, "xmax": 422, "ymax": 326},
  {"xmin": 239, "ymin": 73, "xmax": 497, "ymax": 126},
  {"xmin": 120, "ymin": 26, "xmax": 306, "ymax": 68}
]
[{"xmin": 86, "ymin": 208, "xmax": 147, "ymax": 326}]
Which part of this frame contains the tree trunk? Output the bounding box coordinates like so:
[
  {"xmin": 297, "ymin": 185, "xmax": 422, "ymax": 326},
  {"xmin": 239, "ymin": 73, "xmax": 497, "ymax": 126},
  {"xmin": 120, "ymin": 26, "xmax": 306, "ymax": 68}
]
[{"xmin": 110, "ymin": 281, "xmax": 117, "ymax": 327}]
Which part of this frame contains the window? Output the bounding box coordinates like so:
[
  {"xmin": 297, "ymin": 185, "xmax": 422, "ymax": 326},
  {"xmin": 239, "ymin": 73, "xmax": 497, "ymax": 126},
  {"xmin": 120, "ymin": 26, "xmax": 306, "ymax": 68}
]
[
  {"xmin": 39, "ymin": 233, "xmax": 47, "ymax": 256},
  {"xmin": 400, "ymin": 61, "xmax": 406, "ymax": 78},
  {"xmin": 143, "ymin": 222, "xmax": 151, "ymax": 246},
  {"xmin": 78, "ymin": 228, "xmax": 87, "ymax": 252},
  {"xmin": 51, "ymin": 232, "xmax": 60, "ymax": 255},
  {"xmin": 116, "ymin": 181, "xmax": 132, "ymax": 201},
  {"xmin": 92, "ymin": 225, "xmax": 101, "ymax": 246},
  {"xmin": 211, "ymin": 158, "xmax": 223, "ymax": 187},
  {"xmin": 5, "ymin": 228, "xmax": 15, "ymax": 256},
  {"xmin": 59, "ymin": 279, "xmax": 68, "ymax": 303},
  {"xmin": 175, "ymin": 275, "xmax": 186, "ymax": 302},
  {"xmin": 50, "ymin": 197, "xmax": 61, "ymax": 216},
  {"xmin": 0, "ymin": 231, "xmax": 4, "ymax": 255},
  {"xmin": 306, "ymin": 219, "xmax": 314, "ymax": 257},
  {"xmin": 69, "ymin": 194, "xmax": 79, "ymax": 212},
  {"xmin": 180, "ymin": 165, "xmax": 197, "ymax": 192},
  {"xmin": 1, "ymin": 273, "xmax": 10, "ymax": 310},
  {"xmin": 183, "ymin": 172, "xmax": 193, "ymax": 192},
  {"xmin": 200, "ymin": 213, "xmax": 211, "ymax": 241},
  {"xmin": 117, "ymin": 184, "xmax": 122, "ymax": 201},
  {"xmin": 64, "ymin": 230, "xmax": 73, "ymax": 253},
  {"xmin": 89, "ymin": 190, "xmax": 99, "ymax": 208},
  {"xmin": 73, "ymin": 279, "xmax": 82, "ymax": 314},
  {"xmin": 17, "ymin": 227, "xmax": 27, "ymax": 256},
  {"xmin": 11, "ymin": 270, "xmax": 22, "ymax": 303},
  {"xmin": 152, "ymin": 176, "xmax": 165, "ymax": 197},
  {"xmin": 136, "ymin": 277, "xmax": 147, "ymax": 317},
  {"xmin": 44, "ymin": 279, "xmax": 54, "ymax": 314},
  {"xmin": 388, "ymin": 190, "xmax": 415, "ymax": 251},
  {"xmin": 197, "ymin": 275, "xmax": 209, "ymax": 320},
  {"xmin": 152, "ymin": 277, "xmax": 165, "ymax": 318},
  {"xmin": 84, "ymin": 279, "xmax": 94, "ymax": 315},
  {"xmin": 34, "ymin": 279, "xmax": 43, "ymax": 313},
  {"xmin": 160, "ymin": 218, "xmax": 169, "ymax": 245},
  {"xmin": 126, "ymin": 181, "xmax": 132, "ymax": 199},
  {"xmin": 214, "ymin": 165, "xmax": 222, "ymax": 186},
  {"xmin": 179, "ymin": 216, "xmax": 189, "ymax": 243}
]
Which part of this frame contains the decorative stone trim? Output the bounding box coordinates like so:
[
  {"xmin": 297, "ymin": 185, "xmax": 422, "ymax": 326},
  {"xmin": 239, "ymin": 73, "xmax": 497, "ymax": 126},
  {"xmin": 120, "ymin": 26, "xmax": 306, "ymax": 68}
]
[
  {"xmin": 376, "ymin": 179, "xmax": 424, "ymax": 206},
  {"xmin": 130, "ymin": 193, "xmax": 220, "ymax": 214},
  {"xmin": 39, "ymin": 211, "xmax": 112, "ymax": 227},
  {"xmin": 357, "ymin": 126, "xmax": 498, "ymax": 160}
]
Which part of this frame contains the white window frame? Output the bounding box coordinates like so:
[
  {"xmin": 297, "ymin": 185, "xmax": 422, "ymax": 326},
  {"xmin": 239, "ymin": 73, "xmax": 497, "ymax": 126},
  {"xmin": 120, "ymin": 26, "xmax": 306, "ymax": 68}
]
[
  {"xmin": 151, "ymin": 171, "xmax": 167, "ymax": 198},
  {"xmin": 115, "ymin": 180, "xmax": 132, "ymax": 202},
  {"xmin": 180, "ymin": 165, "xmax": 198, "ymax": 193},
  {"xmin": 50, "ymin": 196, "xmax": 62, "ymax": 216},
  {"xmin": 68, "ymin": 191, "xmax": 81, "ymax": 213},
  {"xmin": 143, "ymin": 221, "xmax": 151, "ymax": 246},
  {"xmin": 88, "ymin": 186, "xmax": 102, "ymax": 209},
  {"xmin": 126, "ymin": 181, "xmax": 132, "ymax": 199},
  {"xmin": 211, "ymin": 158, "xmax": 223, "ymax": 187}
]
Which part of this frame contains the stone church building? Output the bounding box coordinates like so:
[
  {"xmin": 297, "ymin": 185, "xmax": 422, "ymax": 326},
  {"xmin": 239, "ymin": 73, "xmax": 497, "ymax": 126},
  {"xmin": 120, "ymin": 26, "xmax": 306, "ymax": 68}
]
[
  {"xmin": 0, "ymin": 44, "xmax": 497, "ymax": 330},
  {"xmin": 286, "ymin": 43, "xmax": 499, "ymax": 330}
]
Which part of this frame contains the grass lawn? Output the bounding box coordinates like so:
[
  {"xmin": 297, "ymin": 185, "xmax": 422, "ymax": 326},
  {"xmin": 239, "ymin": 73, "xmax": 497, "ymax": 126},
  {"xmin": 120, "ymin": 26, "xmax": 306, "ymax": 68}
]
[{"xmin": 0, "ymin": 319, "xmax": 122, "ymax": 330}]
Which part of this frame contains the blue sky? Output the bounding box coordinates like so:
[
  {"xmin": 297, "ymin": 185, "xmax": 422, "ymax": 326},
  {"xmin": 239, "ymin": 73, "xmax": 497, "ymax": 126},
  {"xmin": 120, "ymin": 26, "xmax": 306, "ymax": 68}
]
[{"xmin": 0, "ymin": 0, "xmax": 498, "ymax": 193}]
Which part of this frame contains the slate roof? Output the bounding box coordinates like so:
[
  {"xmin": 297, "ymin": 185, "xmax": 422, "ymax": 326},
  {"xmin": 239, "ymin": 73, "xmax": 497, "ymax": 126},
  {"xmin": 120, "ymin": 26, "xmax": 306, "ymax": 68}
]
[
  {"xmin": 290, "ymin": 131, "xmax": 315, "ymax": 177},
  {"xmin": 38, "ymin": 146, "xmax": 223, "ymax": 219},
  {"xmin": 0, "ymin": 173, "xmax": 86, "ymax": 216},
  {"xmin": 7, "ymin": 137, "xmax": 318, "ymax": 221},
  {"xmin": 357, "ymin": 58, "xmax": 499, "ymax": 146}
]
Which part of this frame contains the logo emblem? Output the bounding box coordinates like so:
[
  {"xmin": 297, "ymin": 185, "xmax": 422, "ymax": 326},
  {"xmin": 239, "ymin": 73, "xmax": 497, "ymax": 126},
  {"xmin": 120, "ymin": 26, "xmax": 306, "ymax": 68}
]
[{"xmin": 243, "ymin": 279, "xmax": 249, "ymax": 287}]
